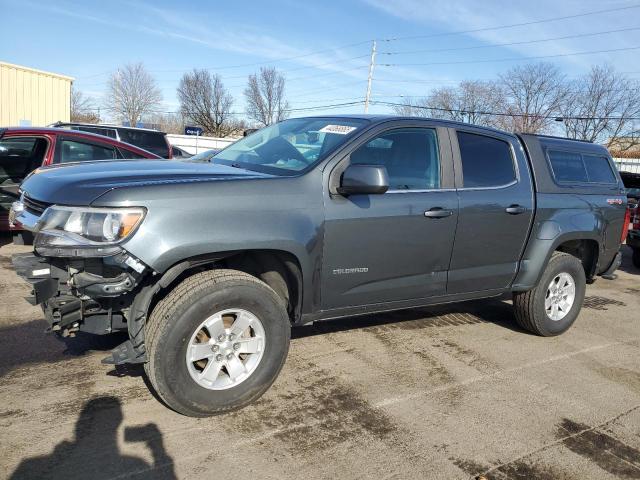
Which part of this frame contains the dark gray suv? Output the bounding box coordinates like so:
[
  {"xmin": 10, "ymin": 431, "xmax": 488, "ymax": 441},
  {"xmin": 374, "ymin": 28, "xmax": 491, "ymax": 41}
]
[{"xmin": 11, "ymin": 116, "xmax": 627, "ymax": 416}]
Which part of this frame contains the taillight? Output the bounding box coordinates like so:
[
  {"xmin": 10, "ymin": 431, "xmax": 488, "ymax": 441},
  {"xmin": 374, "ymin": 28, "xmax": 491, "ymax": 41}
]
[
  {"xmin": 633, "ymin": 205, "xmax": 640, "ymax": 230},
  {"xmin": 621, "ymin": 206, "xmax": 631, "ymax": 243}
]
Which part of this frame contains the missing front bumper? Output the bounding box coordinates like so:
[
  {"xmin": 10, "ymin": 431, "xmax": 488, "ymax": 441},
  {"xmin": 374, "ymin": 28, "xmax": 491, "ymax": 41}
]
[{"xmin": 11, "ymin": 253, "xmax": 60, "ymax": 305}]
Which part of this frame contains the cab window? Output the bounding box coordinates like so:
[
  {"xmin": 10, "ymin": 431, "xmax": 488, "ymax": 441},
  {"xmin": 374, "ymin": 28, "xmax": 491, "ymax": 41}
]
[
  {"xmin": 350, "ymin": 128, "xmax": 440, "ymax": 190},
  {"xmin": 457, "ymin": 132, "xmax": 516, "ymax": 188}
]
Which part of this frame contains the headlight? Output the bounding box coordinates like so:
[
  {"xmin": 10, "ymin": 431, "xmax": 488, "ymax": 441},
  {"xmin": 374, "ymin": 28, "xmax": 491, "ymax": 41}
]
[{"xmin": 35, "ymin": 206, "xmax": 145, "ymax": 257}]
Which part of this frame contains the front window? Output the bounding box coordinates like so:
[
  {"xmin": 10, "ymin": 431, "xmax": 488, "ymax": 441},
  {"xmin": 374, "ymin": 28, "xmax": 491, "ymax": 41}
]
[
  {"xmin": 350, "ymin": 128, "xmax": 440, "ymax": 190},
  {"xmin": 0, "ymin": 136, "xmax": 49, "ymax": 184},
  {"xmin": 213, "ymin": 117, "xmax": 368, "ymax": 175}
]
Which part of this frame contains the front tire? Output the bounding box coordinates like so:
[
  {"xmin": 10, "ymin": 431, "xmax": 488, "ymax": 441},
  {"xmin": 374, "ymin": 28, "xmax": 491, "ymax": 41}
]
[
  {"xmin": 513, "ymin": 252, "xmax": 586, "ymax": 336},
  {"xmin": 144, "ymin": 269, "xmax": 290, "ymax": 417},
  {"xmin": 633, "ymin": 248, "xmax": 640, "ymax": 269}
]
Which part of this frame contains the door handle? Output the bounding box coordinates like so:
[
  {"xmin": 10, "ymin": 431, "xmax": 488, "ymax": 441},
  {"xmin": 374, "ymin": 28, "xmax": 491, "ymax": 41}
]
[
  {"xmin": 424, "ymin": 207, "xmax": 453, "ymax": 218},
  {"xmin": 506, "ymin": 205, "xmax": 526, "ymax": 215}
]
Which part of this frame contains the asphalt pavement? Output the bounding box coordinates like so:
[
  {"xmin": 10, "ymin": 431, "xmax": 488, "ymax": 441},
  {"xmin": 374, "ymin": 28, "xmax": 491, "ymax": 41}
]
[{"xmin": 1, "ymin": 235, "xmax": 639, "ymax": 479}]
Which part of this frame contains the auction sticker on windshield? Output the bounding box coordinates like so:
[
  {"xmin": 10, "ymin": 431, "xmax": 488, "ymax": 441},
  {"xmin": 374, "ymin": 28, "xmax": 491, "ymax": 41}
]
[{"xmin": 319, "ymin": 125, "xmax": 357, "ymax": 135}]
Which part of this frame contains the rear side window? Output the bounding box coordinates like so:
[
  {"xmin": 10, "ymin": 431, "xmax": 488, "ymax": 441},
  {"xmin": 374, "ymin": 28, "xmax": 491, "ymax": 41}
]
[
  {"xmin": 547, "ymin": 151, "xmax": 587, "ymax": 182},
  {"xmin": 457, "ymin": 132, "xmax": 516, "ymax": 188},
  {"xmin": 583, "ymin": 154, "xmax": 616, "ymax": 183},
  {"xmin": 58, "ymin": 140, "xmax": 117, "ymax": 163},
  {"xmin": 76, "ymin": 126, "xmax": 118, "ymax": 139},
  {"xmin": 0, "ymin": 136, "xmax": 48, "ymax": 183},
  {"xmin": 118, "ymin": 129, "xmax": 169, "ymax": 157},
  {"xmin": 548, "ymin": 150, "xmax": 616, "ymax": 184}
]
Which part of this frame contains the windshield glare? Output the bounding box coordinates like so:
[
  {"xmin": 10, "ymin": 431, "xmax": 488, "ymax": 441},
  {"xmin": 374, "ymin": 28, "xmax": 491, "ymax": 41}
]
[{"xmin": 212, "ymin": 117, "xmax": 367, "ymax": 175}]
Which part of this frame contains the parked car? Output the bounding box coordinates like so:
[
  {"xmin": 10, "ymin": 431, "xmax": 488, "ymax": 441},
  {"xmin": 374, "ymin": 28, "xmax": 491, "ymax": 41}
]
[
  {"xmin": 12, "ymin": 116, "xmax": 628, "ymax": 416},
  {"xmin": 171, "ymin": 146, "xmax": 192, "ymax": 158},
  {"xmin": 52, "ymin": 122, "xmax": 173, "ymax": 158},
  {"xmin": 620, "ymin": 171, "xmax": 640, "ymax": 267},
  {"xmin": 1, "ymin": 127, "xmax": 159, "ymax": 241}
]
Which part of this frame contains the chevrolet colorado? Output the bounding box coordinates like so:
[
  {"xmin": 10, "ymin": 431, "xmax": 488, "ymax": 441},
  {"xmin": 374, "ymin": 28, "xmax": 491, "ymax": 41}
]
[{"xmin": 10, "ymin": 116, "xmax": 628, "ymax": 416}]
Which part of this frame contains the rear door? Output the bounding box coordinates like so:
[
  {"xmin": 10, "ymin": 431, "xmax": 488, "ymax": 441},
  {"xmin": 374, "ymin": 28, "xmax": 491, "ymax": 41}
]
[
  {"xmin": 447, "ymin": 128, "xmax": 534, "ymax": 293},
  {"xmin": 321, "ymin": 122, "xmax": 458, "ymax": 309}
]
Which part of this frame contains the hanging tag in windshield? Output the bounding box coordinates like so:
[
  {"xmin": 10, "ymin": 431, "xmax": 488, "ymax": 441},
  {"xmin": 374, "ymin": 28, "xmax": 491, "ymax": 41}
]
[{"xmin": 319, "ymin": 125, "xmax": 357, "ymax": 135}]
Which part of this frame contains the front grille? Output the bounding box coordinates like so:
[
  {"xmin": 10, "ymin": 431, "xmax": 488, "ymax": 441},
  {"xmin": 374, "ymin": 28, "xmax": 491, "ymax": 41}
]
[{"xmin": 22, "ymin": 195, "xmax": 51, "ymax": 216}]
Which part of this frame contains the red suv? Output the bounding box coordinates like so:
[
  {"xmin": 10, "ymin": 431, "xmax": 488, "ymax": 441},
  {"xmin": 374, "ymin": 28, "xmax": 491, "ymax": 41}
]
[{"xmin": 1, "ymin": 127, "xmax": 160, "ymax": 239}]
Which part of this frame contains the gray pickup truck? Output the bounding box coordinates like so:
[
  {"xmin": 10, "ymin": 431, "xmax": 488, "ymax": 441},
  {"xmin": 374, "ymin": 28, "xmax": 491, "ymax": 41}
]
[{"xmin": 10, "ymin": 115, "xmax": 628, "ymax": 416}]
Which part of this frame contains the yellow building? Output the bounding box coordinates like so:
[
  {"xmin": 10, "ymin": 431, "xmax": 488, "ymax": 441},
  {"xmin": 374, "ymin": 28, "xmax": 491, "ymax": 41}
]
[{"xmin": 0, "ymin": 61, "xmax": 73, "ymax": 127}]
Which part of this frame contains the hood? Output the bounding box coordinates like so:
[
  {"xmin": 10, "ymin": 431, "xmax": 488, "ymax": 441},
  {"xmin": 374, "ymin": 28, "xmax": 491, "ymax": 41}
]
[{"xmin": 20, "ymin": 159, "xmax": 272, "ymax": 205}]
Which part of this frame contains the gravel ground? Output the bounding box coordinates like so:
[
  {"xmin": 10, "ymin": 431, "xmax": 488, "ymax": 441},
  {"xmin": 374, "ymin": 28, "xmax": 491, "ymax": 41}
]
[{"xmin": 1, "ymin": 235, "xmax": 639, "ymax": 480}]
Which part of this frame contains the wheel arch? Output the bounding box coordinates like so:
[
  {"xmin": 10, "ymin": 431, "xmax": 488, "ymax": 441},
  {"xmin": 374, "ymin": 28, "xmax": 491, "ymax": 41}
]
[
  {"xmin": 136, "ymin": 248, "xmax": 304, "ymax": 325},
  {"xmin": 512, "ymin": 232, "xmax": 600, "ymax": 292}
]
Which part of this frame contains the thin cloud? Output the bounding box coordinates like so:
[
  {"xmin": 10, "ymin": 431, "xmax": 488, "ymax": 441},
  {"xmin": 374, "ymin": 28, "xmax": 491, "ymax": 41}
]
[{"xmin": 361, "ymin": 0, "xmax": 639, "ymax": 69}]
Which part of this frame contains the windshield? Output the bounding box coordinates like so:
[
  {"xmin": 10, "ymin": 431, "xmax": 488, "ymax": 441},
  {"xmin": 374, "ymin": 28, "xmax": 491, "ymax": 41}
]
[{"xmin": 212, "ymin": 117, "xmax": 367, "ymax": 175}]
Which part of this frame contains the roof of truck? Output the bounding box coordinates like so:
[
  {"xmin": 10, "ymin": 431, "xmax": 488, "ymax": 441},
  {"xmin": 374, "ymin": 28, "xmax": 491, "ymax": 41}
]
[{"xmin": 305, "ymin": 114, "xmax": 511, "ymax": 136}]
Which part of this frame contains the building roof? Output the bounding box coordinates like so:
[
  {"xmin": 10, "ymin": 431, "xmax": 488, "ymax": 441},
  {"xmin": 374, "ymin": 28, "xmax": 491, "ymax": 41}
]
[{"xmin": 0, "ymin": 61, "xmax": 74, "ymax": 82}]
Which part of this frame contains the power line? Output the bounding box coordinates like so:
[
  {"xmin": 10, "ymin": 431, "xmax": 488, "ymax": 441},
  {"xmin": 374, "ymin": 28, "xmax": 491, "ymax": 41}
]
[
  {"xmin": 370, "ymin": 100, "xmax": 640, "ymax": 121},
  {"xmin": 75, "ymin": 4, "xmax": 639, "ymax": 84},
  {"xmin": 379, "ymin": 45, "xmax": 640, "ymax": 67},
  {"xmin": 380, "ymin": 4, "xmax": 640, "ymax": 42},
  {"xmin": 82, "ymin": 101, "xmax": 366, "ymax": 116},
  {"xmin": 287, "ymin": 79, "xmax": 367, "ymax": 98},
  {"xmin": 76, "ymin": 41, "xmax": 373, "ymax": 79},
  {"xmin": 379, "ymin": 26, "xmax": 640, "ymax": 55}
]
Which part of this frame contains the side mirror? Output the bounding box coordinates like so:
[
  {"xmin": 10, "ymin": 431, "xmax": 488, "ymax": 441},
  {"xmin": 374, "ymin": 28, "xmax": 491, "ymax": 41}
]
[{"xmin": 337, "ymin": 164, "xmax": 389, "ymax": 196}]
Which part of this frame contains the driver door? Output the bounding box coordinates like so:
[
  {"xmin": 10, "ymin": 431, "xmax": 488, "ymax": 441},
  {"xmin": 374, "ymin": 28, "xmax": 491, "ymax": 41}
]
[{"xmin": 321, "ymin": 124, "xmax": 459, "ymax": 310}]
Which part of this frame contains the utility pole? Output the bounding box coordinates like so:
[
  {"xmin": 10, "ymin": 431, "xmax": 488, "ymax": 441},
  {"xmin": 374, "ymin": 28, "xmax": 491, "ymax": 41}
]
[{"xmin": 364, "ymin": 40, "xmax": 377, "ymax": 114}]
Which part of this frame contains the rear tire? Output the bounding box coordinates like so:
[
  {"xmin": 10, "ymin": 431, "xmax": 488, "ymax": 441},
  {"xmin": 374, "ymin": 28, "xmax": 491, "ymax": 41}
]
[
  {"xmin": 144, "ymin": 269, "xmax": 290, "ymax": 417},
  {"xmin": 513, "ymin": 252, "xmax": 586, "ymax": 336},
  {"xmin": 633, "ymin": 248, "xmax": 640, "ymax": 269}
]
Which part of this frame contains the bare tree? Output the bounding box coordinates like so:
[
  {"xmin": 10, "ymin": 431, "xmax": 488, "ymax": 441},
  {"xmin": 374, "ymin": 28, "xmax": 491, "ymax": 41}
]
[
  {"xmin": 392, "ymin": 81, "xmax": 504, "ymax": 128},
  {"xmin": 498, "ymin": 63, "xmax": 569, "ymax": 133},
  {"xmin": 177, "ymin": 70, "xmax": 234, "ymax": 137},
  {"xmin": 244, "ymin": 67, "xmax": 290, "ymax": 126},
  {"xmin": 105, "ymin": 63, "xmax": 162, "ymax": 127},
  {"xmin": 70, "ymin": 87, "xmax": 100, "ymax": 123},
  {"xmin": 560, "ymin": 65, "xmax": 640, "ymax": 150},
  {"xmin": 391, "ymin": 99, "xmax": 428, "ymax": 117},
  {"xmin": 147, "ymin": 112, "xmax": 184, "ymax": 135}
]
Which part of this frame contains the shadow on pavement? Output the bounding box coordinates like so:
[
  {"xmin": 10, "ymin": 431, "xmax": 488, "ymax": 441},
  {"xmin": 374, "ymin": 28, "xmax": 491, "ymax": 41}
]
[
  {"xmin": 0, "ymin": 231, "xmax": 12, "ymax": 248},
  {"xmin": 292, "ymin": 296, "xmax": 526, "ymax": 340},
  {"xmin": 9, "ymin": 396, "xmax": 177, "ymax": 480},
  {"xmin": 618, "ymin": 245, "xmax": 639, "ymax": 275},
  {"xmin": 0, "ymin": 319, "xmax": 127, "ymax": 378}
]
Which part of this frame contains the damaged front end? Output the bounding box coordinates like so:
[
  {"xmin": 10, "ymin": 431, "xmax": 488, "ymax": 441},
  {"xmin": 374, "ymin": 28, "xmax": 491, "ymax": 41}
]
[{"xmin": 11, "ymin": 195, "xmax": 153, "ymax": 364}]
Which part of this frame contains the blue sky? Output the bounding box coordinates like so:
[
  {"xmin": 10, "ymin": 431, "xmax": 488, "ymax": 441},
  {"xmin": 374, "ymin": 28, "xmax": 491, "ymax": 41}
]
[{"xmin": 1, "ymin": 0, "xmax": 639, "ymax": 120}]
